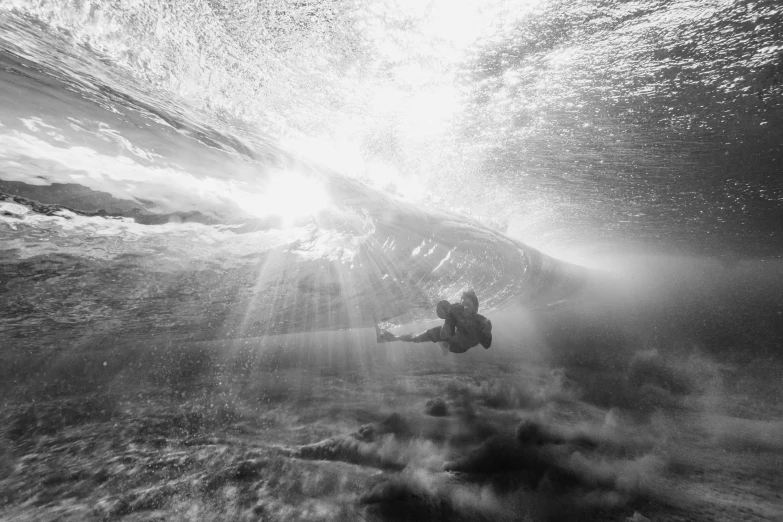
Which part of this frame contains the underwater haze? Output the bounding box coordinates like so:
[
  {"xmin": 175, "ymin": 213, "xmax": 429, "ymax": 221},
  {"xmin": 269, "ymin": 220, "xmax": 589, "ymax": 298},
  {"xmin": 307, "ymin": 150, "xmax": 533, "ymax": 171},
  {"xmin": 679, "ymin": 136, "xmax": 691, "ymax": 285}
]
[{"xmin": 1, "ymin": 1, "xmax": 782, "ymax": 521}]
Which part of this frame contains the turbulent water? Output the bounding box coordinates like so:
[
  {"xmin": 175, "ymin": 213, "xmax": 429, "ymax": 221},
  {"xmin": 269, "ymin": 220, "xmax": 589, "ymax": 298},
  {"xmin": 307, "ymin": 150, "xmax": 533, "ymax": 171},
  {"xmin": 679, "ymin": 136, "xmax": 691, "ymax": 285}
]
[{"xmin": 1, "ymin": 1, "xmax": 782, "ymax": 521}]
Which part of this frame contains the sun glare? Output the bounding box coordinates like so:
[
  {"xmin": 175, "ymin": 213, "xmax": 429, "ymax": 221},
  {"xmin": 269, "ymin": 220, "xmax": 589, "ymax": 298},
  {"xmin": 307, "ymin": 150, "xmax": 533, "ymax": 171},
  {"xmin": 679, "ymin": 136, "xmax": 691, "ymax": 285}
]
[
  {"xmin": 238, "ymin": 173, "xmax": 328, "ymax": 226},
  {"xmin": 283, "ymin": 132, "xmax": 428, "ymax": 202}
]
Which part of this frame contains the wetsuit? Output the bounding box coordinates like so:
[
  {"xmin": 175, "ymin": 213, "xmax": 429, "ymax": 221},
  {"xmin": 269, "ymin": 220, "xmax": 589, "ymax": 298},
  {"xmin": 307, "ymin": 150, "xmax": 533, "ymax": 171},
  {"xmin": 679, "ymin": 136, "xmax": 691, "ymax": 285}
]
[{"xmin": 419, "ymin": 303, "xmax": 492, "ymax": 353}]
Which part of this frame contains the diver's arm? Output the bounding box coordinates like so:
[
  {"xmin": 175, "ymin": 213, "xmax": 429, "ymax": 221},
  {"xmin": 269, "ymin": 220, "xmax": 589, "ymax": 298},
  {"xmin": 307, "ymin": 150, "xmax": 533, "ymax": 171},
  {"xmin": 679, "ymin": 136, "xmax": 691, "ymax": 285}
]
[
  {"xmin": 440, "ymin": 319, "xmax": 455, "ymax": 339},
  {"xmin": 439, "ymin": 304, "xmax": 459, "ymax": 339}
]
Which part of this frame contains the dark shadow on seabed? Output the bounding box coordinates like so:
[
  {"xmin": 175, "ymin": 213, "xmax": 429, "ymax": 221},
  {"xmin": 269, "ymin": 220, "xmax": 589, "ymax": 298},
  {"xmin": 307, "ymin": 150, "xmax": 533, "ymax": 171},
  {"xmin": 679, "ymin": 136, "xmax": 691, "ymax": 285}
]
[{"xmin": 1, "ymin": 257, "xmax": 782, "ymax": 521}]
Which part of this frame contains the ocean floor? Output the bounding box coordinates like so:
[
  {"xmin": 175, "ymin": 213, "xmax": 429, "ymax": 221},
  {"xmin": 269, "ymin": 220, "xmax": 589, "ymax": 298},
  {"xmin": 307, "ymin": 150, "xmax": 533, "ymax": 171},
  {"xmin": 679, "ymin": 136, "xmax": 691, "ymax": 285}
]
[{"xmin": 1, "ymin": 336, "xmax": 781, "ymax": 522}]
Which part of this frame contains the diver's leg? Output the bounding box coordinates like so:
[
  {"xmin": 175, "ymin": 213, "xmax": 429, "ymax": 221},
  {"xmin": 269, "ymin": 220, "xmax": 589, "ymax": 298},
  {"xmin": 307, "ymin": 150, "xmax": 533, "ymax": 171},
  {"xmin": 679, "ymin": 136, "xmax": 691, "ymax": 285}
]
[{"xmin": 397, "ymin": 326, "xmax": 442, "ymax": 343}]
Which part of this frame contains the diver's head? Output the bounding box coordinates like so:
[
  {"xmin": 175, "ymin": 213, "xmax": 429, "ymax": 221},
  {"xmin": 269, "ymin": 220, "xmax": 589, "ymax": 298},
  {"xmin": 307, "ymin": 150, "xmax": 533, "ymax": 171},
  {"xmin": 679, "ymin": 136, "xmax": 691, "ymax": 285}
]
[
  {"xmin": 461, "ymin": 289, "xmax": 478, "ymax": 315},
  {"xmin": 436, "ymin": 300, "xmax": 451, "ymax": 319}
]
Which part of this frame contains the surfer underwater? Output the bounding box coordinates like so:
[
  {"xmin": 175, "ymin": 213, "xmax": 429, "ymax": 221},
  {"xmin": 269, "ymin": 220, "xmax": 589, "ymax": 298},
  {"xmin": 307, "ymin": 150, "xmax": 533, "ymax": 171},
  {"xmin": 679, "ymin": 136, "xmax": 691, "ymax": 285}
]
[{"xmin": 376, "ymin": 289, "xmax": 493, "ymax": 355}]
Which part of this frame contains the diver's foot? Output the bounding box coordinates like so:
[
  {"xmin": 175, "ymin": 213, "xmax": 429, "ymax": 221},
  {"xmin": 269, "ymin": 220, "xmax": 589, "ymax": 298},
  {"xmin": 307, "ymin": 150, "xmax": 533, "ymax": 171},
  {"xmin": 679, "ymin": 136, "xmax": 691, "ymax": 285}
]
[{"xmin": 375, "ymin": 325, "xmax": 397, "ymax": 343}]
